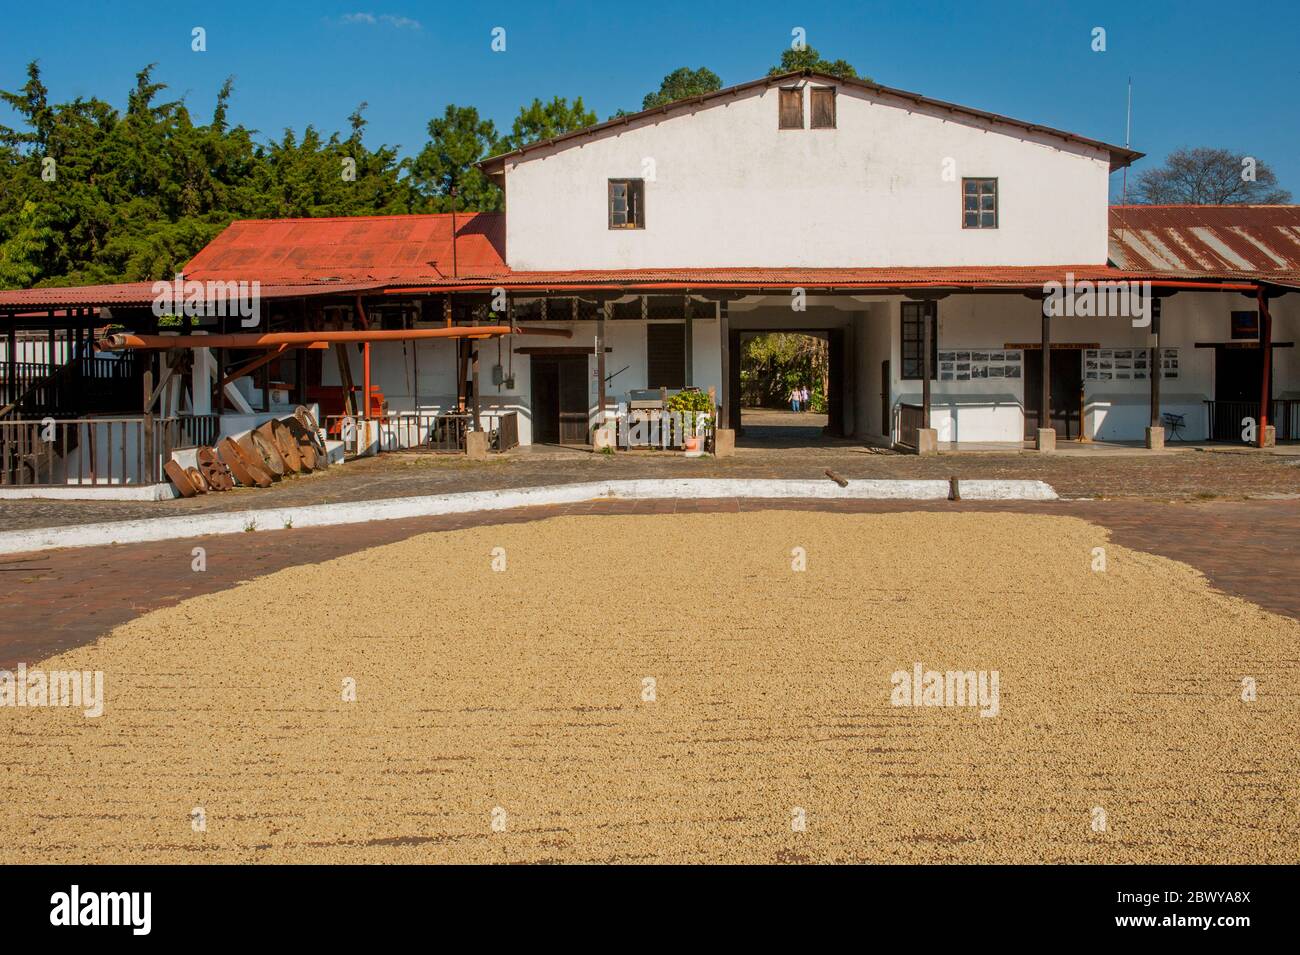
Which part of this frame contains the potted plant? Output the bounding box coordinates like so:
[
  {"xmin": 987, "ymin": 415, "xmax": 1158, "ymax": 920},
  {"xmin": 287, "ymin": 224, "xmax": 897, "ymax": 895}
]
[{"xmin": 666, "ymin": 388, "xmax": 713, "ymax": 453}]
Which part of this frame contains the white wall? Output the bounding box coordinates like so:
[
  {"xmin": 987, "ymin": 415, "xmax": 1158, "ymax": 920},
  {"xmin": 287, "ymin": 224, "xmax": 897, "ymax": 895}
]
[{"xmin": 503, "ymin": 80, "xmax": 1113, "ymax": 270}]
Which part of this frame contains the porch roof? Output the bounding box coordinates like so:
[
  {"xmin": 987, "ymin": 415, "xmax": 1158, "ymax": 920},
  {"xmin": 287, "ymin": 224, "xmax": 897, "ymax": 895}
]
[
  {"xmin": 0, "ymin": 280, "xmax": 390, "ymax": 314},
  {"xmin": 382, "ymin": 264, "xmax": 1258, "ymax": 295}
]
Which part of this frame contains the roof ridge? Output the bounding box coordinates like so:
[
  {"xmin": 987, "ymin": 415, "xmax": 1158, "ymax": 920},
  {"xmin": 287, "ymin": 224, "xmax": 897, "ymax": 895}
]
[{"xmin": 479, "ymin": 70, "xmax": 1141, "ymax": 173}]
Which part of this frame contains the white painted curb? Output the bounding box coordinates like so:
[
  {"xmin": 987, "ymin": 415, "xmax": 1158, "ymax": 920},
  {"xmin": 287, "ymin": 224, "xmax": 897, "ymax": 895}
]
[
  {"xmin": 0, "ymin": 478, "xmax": 1057, "ymax": 555},
  {"xmin": 0, "ymin": 483, "xmax": 179, "ymax": 502}
]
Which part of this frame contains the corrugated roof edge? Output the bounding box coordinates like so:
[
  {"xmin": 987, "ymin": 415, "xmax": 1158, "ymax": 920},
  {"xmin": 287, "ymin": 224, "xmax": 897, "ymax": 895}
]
[{"xmin": 478, "ymin": 69, "xmax": 1143, "ymax": 174}]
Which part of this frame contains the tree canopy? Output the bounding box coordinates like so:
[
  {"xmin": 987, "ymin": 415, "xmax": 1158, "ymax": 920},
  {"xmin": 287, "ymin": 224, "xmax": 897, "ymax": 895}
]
[
  {"xmin": 768, "ymin": 45, "xmax": 863, "ymax": 80},
  {"xmin": 1131, "ymin": 147, "xmax": 1291, "ymax": 205},
  {"xmin": 642, "ymin": 67, "xmax": 722, "ymax": 110},
  {"xmin": 0, "ymin": 63, "xmax": 600, "ymax": 289}
]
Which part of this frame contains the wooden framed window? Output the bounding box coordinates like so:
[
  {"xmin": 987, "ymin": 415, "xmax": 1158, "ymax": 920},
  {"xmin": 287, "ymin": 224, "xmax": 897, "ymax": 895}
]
[
  {"xmin": 962, "ymin": 178, "xmax": 998, "ymax": 229},
  {"xmin": 608, "ymin": 179, "xmax": 645, "ymax": 229},
  {"xmin": 1230, "ymin": 310, "xmax": 1259, "ymax": 340},
  {"xmin": 810, "ymin": 87, "xmax": 836, "ymax": 128},
  {"xmin": 900, "ymin": 302, "xmax": 939, "ymax": 380},
  {"xmin": 778, "ymin": 87, "xmax": 803, "ymax": 129},
  {"xmin": 646, "ymin": 323, "xmax": 685, "ymax": 389}
]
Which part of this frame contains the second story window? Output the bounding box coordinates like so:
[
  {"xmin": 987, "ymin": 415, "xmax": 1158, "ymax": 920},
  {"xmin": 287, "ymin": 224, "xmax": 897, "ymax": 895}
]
[
  {"xmin": 963, "ymin": 178, "xmax": 998, "ymax": 229},
  {"xmin": 778, "ymin": 87, "xmax": 803, "ymax": 129},
  {"xmin": 608, "ymin": 179, "xmax": 645, "ymax": 229},
  {"xmin": 810, "ymin": 87, "xmax": 836, "ymax": 128}
]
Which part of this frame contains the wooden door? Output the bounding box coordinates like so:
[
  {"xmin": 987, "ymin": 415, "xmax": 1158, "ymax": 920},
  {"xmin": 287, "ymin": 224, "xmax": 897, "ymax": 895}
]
[{"xmin": 1024, "ymin": 349, "xmax": 1083, "ymax": 439}]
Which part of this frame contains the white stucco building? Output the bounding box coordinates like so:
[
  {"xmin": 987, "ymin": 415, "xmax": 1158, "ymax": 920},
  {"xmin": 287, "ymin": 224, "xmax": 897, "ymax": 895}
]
[{"xmin": 3, "ymin": 68, "xmax": 1298, "ymax": 478}]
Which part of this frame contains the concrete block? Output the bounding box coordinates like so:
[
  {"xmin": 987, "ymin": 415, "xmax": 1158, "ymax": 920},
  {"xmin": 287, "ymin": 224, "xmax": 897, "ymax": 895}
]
[
  {"xmin": 1036, "ymin": 428, "xmax": 1056, "ymax": 453},
  {"xmin": 713, "ymin": 428, "xmax": 735, "ymax": 457},
  {"xmin": 1263, "ymin": 425, "xmax": 1276, "ymax": 448},
  {"xmin": 1145, "ymin": 426, "xmax": 1165, "ymax": 450},
  {"xmin": 916, "ymin": 428, "xmax": 938, "ymax": 455},
  {"xmin": 465, "ymin": 430, "xmax": 490, "ymax": 460}
]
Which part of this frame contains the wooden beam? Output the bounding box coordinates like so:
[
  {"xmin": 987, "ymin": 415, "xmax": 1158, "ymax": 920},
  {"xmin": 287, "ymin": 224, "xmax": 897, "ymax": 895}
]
[
  {"xmin": 683, "ymin": 294, "xmax": 694, "ymax": 387},
  {"xmin": 921, "ymin": 302, "xmax": 932, "ymax": 429},
  {"xmin": 1149, "ymin": 298, "xmax": 1162, "ymax": 428},
  {"xmin": 471, "ymin": 345, "xmax": 480, "ymax": 431},
  {"xmin": 597, "ymin": 301, "xmax": 609, "ymax": 427},
  {"xmin": 1259, "ymin": 287, "xmax": 1273, "ymax": 447},
  {"xmin": 1041, "ymin": 303, "xmax": 1051, "ymax": 432}
]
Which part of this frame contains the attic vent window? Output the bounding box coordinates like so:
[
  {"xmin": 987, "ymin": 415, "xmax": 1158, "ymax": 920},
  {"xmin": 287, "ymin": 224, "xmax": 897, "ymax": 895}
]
[
  {"xmin": 608, "ymin": 179, "xmax": 645, "ymax": 229},
  {"xmin": 778, "ymin": 87, "xmax": 804, "ymax": 129},
  {"xmin": 810, "ymin": 87, "xmax": 836, "ymax": 129},
  {"xmin": 962, "ymin": 178, "xmax": 998, "ymax": 229}
]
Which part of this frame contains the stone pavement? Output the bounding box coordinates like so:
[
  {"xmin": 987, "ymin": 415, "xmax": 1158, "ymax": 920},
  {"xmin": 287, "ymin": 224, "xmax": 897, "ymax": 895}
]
[
  {"xmin": 1, "ymin": 443, "xmax": 1297, "ymax": 531},
  {"xmin": 2, "ymin": 496, "xmax": 1297, "ymax": 669}
]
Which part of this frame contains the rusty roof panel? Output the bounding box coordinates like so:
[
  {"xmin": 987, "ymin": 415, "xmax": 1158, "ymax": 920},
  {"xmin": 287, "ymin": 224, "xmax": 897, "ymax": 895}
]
[
  {"xmin": 1109, "ymin": 205, "xmax": 1300, "ymax": 279},
  {"xmin": 0, "ymin": 281, "xmax": 389, "ymax": 311},
  {"xmin": 182, "ymin": 212, "xmax": 508, "ymax": 283}
]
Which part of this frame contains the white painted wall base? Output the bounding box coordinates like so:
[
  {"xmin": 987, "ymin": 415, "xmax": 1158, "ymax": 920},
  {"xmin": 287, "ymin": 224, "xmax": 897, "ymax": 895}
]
[{"xmin": 0, "ymin": 478, "xmax": 1057, "ymax": 555}]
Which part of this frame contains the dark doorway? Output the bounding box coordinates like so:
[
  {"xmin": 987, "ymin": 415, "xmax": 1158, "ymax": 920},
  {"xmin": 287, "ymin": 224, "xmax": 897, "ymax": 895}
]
[
  {"xmin": 880, "ymin": 360, "xmax": 890, "ymax": 439},
  {"xmin": 1211, "ymin": 346, "xmax": 1265, "ymax": 440},
  {"xmin": 1023, "ymin": 348, "xmax": 1083, "ymax": 439},
  {"xmin": 530, "ymin": 354, "xmax": 590, "ymax": 445}
]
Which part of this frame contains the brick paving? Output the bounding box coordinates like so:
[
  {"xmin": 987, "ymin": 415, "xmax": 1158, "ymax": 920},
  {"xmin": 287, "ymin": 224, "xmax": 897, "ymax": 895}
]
[
  {"xmin": 2, "ymin": 496, "xmax": 1297, "ymax": 669},
  {"xmin": 1, "ymin": 443, "xmax": 1297, "ymax": 531}
]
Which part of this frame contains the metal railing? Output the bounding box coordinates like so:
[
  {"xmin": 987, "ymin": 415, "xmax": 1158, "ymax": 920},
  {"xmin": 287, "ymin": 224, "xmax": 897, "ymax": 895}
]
[
  {"xmin": 0, "ymin": 414, "xmax": 213, "ymax": 487},
  {"xmin": 1204, "ymin": 399, "xmax": 1299, "ymax": 442}
]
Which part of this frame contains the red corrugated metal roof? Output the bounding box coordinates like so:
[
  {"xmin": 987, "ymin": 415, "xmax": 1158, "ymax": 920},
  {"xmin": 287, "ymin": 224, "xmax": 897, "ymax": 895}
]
[
  {"xmin": 1109, "ymin": 205, "xmax": 1300, "ymax": 285},
  {"xmin": 183, "ymin": 212, "xmax": 508, "ymax": 283},
  {"xmin": 0, "ymin": 280, "xmax": 388, "ymax": 310}
]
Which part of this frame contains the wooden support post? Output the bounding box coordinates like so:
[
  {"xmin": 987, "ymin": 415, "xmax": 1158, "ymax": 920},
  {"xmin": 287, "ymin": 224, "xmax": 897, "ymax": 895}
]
[
  {"xmin": 921, "ymin": 303, "xmax": 932, "ymax": 429},
  {"xmin": 142, "ymin": 368, "xmax": 155, "ymax": 484},
  {"xmin": 5, "ymin": 327, "xmax": 14, "ymax": 409},
  {"xmin": 1041, "ymin": 305, "xmax": 1052, "ymax": 431},
  {"xmin": 719, "ymin": 303, "xmax": 731, "ymax": 429},
  {"xmin": 1258, "ymin": 287, "xmax": 1273, "ymax": 448},
  {"xmin": 683, "ymin": 294, "xmax": 693, "ymax": 387},
  {"xmin": 1149, "ymin": 297, "xmax": 1162, "ymax": 428},
  {"xmin": 456, "ymin": 340, "xmax": 467, "ymax": 412},
  {"xmin": 598, "ymin": 301, "xmax": 610, "ymax": 427},
  {"xmin": 471, "ymin": 345, "xmax": 480, "ymax": 432}
]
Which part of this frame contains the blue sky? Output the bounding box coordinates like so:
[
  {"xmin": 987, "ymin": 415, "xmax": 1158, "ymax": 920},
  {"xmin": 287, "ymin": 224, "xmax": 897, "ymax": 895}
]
[{"xmin": 2, "ymin": 0, "xmax": 1297, "ymax": 200}]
